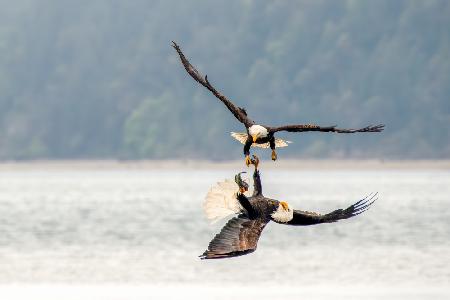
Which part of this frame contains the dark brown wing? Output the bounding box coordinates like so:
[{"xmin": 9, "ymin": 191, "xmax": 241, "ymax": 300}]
[
  {"xmin": 275, "ymin": 193, "xmax": 377, "ymax": 226},
  {"xmin": 200, "ymin": 216, "xmax": 268, "ymax": 259},
  {"xmin": 269, "ymin": 124, "xmax": 384, "ymax": 133},
  {"xmin": 172, "ymin": 41, "xmax": 254, "ymax": 128}
]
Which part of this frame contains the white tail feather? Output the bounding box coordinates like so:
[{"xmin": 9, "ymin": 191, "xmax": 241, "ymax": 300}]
[
  {"xmin": 203, "ymin": 179, "xmax": 242, "ymax": 224},
  {"xmin": 230, "ymin": 132, "xmax": 291, "ymax": 148}
]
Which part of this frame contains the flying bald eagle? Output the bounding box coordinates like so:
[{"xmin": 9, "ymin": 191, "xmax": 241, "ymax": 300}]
[
  {"xmin": 201, "ymin": 156, "xmax": 376, "ymax": 259},
  {"xmin": 172, "ymin": 41, "xmax": 384, "ymax": 165}
]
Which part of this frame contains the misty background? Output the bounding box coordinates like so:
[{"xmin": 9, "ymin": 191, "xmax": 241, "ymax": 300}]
[{"xmin": 0, "ymin": 0, "xmax": 448, "ymax": 160}]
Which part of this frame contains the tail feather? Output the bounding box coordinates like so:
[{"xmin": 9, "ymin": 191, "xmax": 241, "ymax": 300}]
[
  {"xmin": 230, "ymin": 132, "xmax": 291, "ymax": 148},
  {"xmin": 203, "ymin": 179, "xmax": 242, "ymax": 224}
]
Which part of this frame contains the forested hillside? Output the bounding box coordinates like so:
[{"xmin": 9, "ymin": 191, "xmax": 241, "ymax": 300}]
[{"xmin": 0, "ymin": 0, "xmax": 448, "ymax": 159}]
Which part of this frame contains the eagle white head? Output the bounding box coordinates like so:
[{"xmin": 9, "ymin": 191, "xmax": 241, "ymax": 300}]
[
  {"xmin": 249, "ymin": 125, "xmax": 269, "ymax": 142},
  {"xmin": 271, "ymin": 201, "xmax": 294, "ymax": 223}
]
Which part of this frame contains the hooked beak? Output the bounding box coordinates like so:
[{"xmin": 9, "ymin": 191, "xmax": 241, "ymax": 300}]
[
  {"xmin": 280, "ymin": 201, "xmax": 289, "ymax": 211},
  {"xmin": 252, "ymin": 135, "xmax": 258, "ymax": 142}
]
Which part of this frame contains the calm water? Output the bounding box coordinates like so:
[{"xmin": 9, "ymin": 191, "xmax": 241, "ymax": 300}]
[{"xmin": 0, "ymin": 167, "xmax": 449, "ymax": 299}]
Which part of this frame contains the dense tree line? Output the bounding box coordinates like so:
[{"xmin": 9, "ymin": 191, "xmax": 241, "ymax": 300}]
[{"xmin": 0, "ymin": 0, "xmax": 448, "ymax": 160}]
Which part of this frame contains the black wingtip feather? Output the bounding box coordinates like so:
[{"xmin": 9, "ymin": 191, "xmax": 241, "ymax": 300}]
[
  {"xmin": 172, "ymin": 41, "xmax": 180, "ymax": 50},
  {"xmin": 351, "ymin": 192, "xmax": 378, "ymax": 216},
  {"xmin": 352, "ymin": 192, "xmax": 376, "ymax": 207},
  {"xmin": 354, "ymin": 201, "xmax": 376, "ymax": 214}
]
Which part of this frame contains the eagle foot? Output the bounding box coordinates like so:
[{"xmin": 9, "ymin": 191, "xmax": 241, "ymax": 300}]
[
  {"xmin": 271, "ymin": 150, "xmax": 277, "ymax": 161},
  {"xmin": 245, "ymin": 155, "xmax": 251, "ymax": 167},
  {"xmin": 235, "ymin": 172, "xmax": 249, "ymax": 193},
  {"xmin": 250, "ymin": 155, "xmax": 260, "ymax": 170}
]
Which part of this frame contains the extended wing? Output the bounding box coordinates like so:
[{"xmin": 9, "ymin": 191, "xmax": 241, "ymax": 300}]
[
  {"xmin": 275, "ymin": 193, "xmax": 377, "ymax": 226},
  {"xmin": 200, "ymin": 216, "xmax": 268, "ymax": 259},
  {"xmin": 269, "ymin": 124, "xmax": 384, "ymax": 133},
  {"xmin": 173, "ymin": 41, "xmax": 254, "ymax": 128}
]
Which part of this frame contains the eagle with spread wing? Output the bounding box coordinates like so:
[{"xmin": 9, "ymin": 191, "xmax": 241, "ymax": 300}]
[
  {"xmin": 201, "ymin": 156, "xmax": 376, "ymax": 259},
  {"xmin": 173, "ymin": 41, "xmax": 384, "ymax": 165}
]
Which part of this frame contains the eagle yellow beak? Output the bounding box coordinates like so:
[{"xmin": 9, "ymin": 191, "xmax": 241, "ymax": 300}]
[
  {"xmin": 252, "ymin": 135, "xmax": 258, "ymax": 142},
  {"xmin": 280, "ymin": 201, "xmax": 289, "ymax": 211}
]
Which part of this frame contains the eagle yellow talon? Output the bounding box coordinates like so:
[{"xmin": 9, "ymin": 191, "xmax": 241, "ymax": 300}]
[
  {"xmin": 245, "ymin": 155, "xmax": 251, "ymax": 166},
  {"xmin": 271, "ymin": 150, "xmax": 277, "ymax": 161}
]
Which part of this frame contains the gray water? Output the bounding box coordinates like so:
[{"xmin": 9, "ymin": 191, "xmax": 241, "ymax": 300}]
[{"xmin": 0, "ymin": 167, "xmax": 449, "ymax": 299}]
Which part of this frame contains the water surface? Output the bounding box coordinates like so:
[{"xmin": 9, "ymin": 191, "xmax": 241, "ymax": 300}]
[{"xmin": 0, "ymin": 167, "xmax": 448, "ymax": 298}]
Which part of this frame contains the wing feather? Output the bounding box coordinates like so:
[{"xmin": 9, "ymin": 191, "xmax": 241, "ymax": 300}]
[
  {"xmin": 200, "ymin": 216, "xmax": 268, "ymax": 259},
  {"xmin": 173, "ymin": 42, "xmax": 254, "ymax": 127},
  {"xmin": 274, "ymin": 193, "xmax": 377, "ymax": 226},
  {"xmin": 269, "ymin": 124, "xmax": 384, "ymax": 133}
]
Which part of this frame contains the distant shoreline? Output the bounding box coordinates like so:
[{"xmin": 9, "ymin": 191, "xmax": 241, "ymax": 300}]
[{"xmin": 0, "ymin": 159, "xmax": 448, "ymax": 170}]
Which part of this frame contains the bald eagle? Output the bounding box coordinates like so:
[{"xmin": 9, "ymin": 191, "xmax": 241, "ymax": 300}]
[
  {"xmin": 172, "ymin": 41, "xmax": 384, "ymax": 165},
  {"xmin": 201, "ymin": 156, "xmax": 376, "ymax": 259}
]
